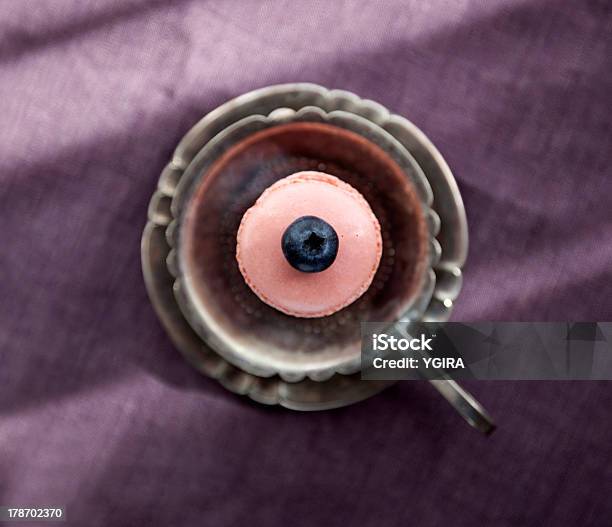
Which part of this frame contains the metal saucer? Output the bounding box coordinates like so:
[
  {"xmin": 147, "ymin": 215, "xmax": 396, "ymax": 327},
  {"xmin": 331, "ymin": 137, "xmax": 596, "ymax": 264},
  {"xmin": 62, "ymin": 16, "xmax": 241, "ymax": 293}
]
[{"xmin": 142, "ymin": 83, "xmax": 495, "ymax": 432}]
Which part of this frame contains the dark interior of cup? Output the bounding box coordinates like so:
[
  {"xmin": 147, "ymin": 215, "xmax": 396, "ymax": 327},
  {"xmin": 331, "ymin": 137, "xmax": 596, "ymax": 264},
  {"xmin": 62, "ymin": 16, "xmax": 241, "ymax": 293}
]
[{"xmin": 180, "ymin": 122, "xmax": 429, "ymax": 356}]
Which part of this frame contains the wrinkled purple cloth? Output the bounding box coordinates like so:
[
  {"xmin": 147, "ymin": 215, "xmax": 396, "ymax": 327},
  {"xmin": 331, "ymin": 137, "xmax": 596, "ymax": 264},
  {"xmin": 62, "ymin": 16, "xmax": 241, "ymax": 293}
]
[{"xmin": 1, "ymin": 1, "xmax": 612, "ymax": 526}]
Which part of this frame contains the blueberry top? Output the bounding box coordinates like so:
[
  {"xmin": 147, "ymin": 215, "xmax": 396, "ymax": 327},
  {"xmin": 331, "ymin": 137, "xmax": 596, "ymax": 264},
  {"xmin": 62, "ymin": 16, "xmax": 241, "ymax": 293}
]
[{"xmin": 281, "ymin": 216, "xmax": 339, "ymax": 273}]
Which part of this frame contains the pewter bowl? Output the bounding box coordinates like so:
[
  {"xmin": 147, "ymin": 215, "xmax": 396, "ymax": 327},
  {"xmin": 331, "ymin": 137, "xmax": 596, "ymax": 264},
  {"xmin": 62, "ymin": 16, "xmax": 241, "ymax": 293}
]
[
  {"xmin": 168, "ymin": 106, "xmax": 441, "ymax": 381},
  {"xmin": 142, "ymin": 83, "xmax": 493, "ymax": 432}
]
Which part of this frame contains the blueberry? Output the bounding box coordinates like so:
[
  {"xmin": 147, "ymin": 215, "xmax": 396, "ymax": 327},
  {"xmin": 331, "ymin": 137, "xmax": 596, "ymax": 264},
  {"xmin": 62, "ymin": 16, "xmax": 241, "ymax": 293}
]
[{"xmin": 281, "ymin": 216, "xmax": 339, "ymax": 273}]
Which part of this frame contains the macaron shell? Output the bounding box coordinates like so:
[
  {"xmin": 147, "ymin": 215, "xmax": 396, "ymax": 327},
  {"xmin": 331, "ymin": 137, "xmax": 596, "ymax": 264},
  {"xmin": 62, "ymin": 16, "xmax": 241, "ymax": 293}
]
[{"xmin": 236, "ymin": 171, "xmax": 383, "ymax": 318}]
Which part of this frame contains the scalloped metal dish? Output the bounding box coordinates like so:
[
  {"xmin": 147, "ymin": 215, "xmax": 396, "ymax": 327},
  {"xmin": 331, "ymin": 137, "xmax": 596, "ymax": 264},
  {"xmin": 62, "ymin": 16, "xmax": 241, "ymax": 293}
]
[
  {"xmin": 142, "ymin": 83, "xmax": 468, "ymax": 411},
  {"xmin": 168, "ymin": 106, "xmax": 442, "ymax": 381}
]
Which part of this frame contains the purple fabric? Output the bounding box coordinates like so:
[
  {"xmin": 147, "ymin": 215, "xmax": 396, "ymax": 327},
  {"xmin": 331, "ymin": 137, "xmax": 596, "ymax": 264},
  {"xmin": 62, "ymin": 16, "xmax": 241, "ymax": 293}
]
[{"xmin": 2, "ymin": 1, "xmax": 612, "ymax": 525}]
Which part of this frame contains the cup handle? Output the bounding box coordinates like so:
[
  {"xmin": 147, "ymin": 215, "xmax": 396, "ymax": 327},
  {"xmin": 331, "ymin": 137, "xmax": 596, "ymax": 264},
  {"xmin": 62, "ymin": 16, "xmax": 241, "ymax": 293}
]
[
  {"xmin": 396, "ymin": 322, "xmax": 496, "ymax": 434},
  {"xmin": 428, "ymin": 377, "xmax": 496, "ymax": 435}
]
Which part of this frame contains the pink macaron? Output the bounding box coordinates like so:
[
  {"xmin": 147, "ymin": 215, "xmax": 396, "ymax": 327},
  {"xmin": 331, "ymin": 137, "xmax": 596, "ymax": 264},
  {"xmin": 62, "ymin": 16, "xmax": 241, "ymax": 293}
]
[{"xmin": 236, "ymin": 171, "xmax": 382, "ymax": 318}]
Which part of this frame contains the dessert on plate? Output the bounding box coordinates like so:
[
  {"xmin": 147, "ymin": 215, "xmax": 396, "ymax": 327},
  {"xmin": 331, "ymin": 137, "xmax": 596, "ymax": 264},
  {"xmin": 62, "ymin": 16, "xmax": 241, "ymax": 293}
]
[{"xmin": 236, "ymin": 171, "xmax": 383, "ymax": 318}]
